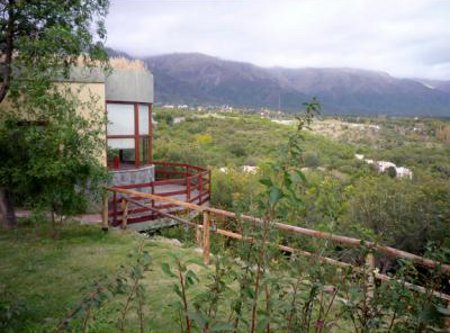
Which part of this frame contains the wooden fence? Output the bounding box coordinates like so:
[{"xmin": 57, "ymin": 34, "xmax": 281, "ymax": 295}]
[{"xmin": 104, "ymin": 187, "xmax": 450, "ymax": 316}]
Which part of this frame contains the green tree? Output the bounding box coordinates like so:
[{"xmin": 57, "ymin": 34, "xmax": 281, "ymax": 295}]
[
  {"xmin": 0, "ymin": 0, "xmax": 110, "ymax": 228},
  {"xmin": 345, "ymin": 176, "xmax": 450, "ymax": 255}
]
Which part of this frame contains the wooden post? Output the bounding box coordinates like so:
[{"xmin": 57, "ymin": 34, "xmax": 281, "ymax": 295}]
[
  {"xmin": 186, "ymin": 177, "xmax": 191, "ymax": 202},
  {"xmin": 365, "ymin": 253, "xmax": 376, "ymax": 300},
  {"xmin": 121, "ymin": 198, "xmax": 128, "ymax": 229},
  {"xmin": 196, "ymin": 224, "xmax": 203, "ymax": 247},
  {"xmin": 151, "ymin": 181, "xmax": 155, "ymax": 219},
  {"xmin": 113, "ymin": 192, "xmax": 117, "ymax": 226},
  {"xmin": 208, "ymin": 170, "xmax": 212, "ymax": 200},
  {"xmin": 199, "ymin": 175, "xmax": 203, "ymax": 204},
  {"xmin": 203, "ymin": 211, "xmax": 210, "ymax": 265},
  {"xmin": 101, "ymin": 192, "xmax": 109, "ymax": 232}
]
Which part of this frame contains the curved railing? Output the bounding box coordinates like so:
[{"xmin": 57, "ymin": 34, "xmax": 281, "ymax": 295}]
[{"xmin": 109, "ymin": 161, "xmax": 211, "ymax": 226}]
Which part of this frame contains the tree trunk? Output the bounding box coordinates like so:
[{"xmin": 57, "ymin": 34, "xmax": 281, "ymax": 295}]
[
  {"xmin": 0, "ymin": 0, "xmax": 16, "ymax": 103},
  {"xmin": 0, "ymin": 188, "xmax": 17, "ymax": 229}
]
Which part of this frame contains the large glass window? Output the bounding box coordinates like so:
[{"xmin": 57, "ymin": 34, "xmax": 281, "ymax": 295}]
[
  {"xmin": 107, "ymin": 138, "xmax": 135, "ymax": 150},
  {"xmin": 106, "ymin": 102, "xmax": 152, "ymax": 169},
  {"xmin": 139, "ymin": 104, "xmax": 149, "ymax": 135},
  {"xmin": 107, "ymin": 103, "xmax": 134, "ymax": 135}
]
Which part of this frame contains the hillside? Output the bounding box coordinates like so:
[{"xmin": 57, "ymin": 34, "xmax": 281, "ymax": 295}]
[
  {"xmin": 144, "ymin": 52, "xmax": 450, "ymax": 117},
  {"xmin": 107, "ymin": 49, "xmax": 450, "ymax": 117}
]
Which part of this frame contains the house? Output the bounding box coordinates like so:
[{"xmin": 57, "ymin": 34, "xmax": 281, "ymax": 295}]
[
  {"xmin": 242, "ymin": 165, "xmax": 258, "ymax": 174},
  {"xmin": 375, "ymin": 161, "xmax": 396, "ymax": 173},
  {"xmin": 6, "ymin": 58, "xmax": 210, "ymax": 230},
  {"xmin": 103, "ymin": 59, "xmax": 211, "ymax": 229},
  {"xmin": 357, "ymin": 155, "xmax": 413, "ymax": 179},
  {"xmin": 395, "ymin": 167, "xmax": 413, "ymax": 179}
]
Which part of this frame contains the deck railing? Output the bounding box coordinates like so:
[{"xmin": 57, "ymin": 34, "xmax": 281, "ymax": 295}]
[
  {"xmin": 104, "ymin": 187, "xmax": 450, "ymax": 312},
  {"xmin": 108, "ymin": 161, "xmax": 211, "ymax": 226}
]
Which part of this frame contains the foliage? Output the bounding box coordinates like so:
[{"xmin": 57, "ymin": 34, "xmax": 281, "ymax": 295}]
[
  {"xmin": 344, "ymin": 176, "xmax": 450, "ymax": 256},
  {"xmin": 154, "ymin": 109, "xmax": 449, "ymax": 256},
  {"xmin": 210, "ymin": 168, "xmax": 262, "ymax": 210},
  {"xmin": 154, "ymin": 101, "xmax": 448, "ymax": 332},
  {"xmin": 0, "ymin": 0, "xmax": 111, "ymax": 226},
  {"xmin": 0, "ymin": 85, "xmax": 109, "ymax": 225},
  {"xmin": 0, "ymin": 0, "xmax": 109, "ymax": 102}
]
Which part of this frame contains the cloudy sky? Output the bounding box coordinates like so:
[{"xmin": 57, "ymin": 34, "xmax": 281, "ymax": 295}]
[{"xmin": 105, "ymin": 0, "xmax": 450, "ymax": 80}]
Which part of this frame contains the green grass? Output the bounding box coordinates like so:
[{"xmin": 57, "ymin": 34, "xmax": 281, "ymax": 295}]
[{"xmin": 0, "ymin": 222, "xmax": 208, "ymax": 332}]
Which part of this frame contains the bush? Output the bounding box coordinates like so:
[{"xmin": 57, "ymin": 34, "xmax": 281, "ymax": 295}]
[{"xmin": 303, "ymin": 151, "xmax": 320, "ymax": 168}]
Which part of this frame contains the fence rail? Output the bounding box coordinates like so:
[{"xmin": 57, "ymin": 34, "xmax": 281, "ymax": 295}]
[
  {"xmin": 104, "ymin": 186, "xmax": 450, "ymax": 307},
  {"xmin": 108, "ymin": 161, "xmax": 211, "ymax": 226}
]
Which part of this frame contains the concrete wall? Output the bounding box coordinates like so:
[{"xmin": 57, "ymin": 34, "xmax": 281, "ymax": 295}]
[{"xmin": 106, "ymin": 70, "xmax": 154, "ymax": 103}]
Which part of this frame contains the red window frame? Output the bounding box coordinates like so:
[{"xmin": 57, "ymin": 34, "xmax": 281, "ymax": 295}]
[{"xmin": 106, "ymin": 101, "xmax": 153, "ymax": 169}]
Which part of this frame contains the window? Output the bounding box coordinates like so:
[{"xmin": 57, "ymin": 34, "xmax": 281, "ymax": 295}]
[
  {"xmin": 106, "ymin": 102, "xmax": 152, "ymax": 169},
  {"xmin": 139, "ymin": 104, "xmax": 149, "ymax": 135},
  {"xmin": 107, "ymin": 103, "xmax": 134, "ymax": 135}
]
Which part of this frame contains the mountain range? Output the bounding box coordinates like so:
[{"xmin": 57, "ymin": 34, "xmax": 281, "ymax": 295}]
[{"xmin": 108, "ymin": 49, "xmax": 450, "ymax": 116}]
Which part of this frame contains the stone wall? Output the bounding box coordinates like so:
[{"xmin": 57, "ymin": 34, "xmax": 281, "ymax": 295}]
[{"xmin": 110, "ymin": 165, "xmax": 155, "ymax": 193}]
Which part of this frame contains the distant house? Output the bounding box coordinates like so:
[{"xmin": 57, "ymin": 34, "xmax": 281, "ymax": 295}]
[
  {"xmin": 219, "ymin": 166, "xmax": 259, "ymax": 174},
  {"xmin": 242, "ymin": 165, "xmax": 258, "ymax": 174},
  {"xmin": 173, "ymin": 117, "xmax": 186, "ymax": 124},
  {"xmin": 395, "ymin": 167, "xmax": 413, "ymax": 179},
  {"xmin": 358, "ymin": 156, "xmax": 413, "ymax": 179},
  {"xmin": 375, "ymin": 161, "xmax": 397, "ymax": 173}
]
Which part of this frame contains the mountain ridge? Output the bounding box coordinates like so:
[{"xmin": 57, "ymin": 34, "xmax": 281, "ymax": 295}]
[{"xmin": 107, "ymin": 48, "xmax": 450, "ymax": 116}]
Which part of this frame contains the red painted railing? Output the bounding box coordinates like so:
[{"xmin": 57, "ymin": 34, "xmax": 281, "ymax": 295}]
[{"xmin": 109, "ymin": 161, "xmax": 211, "ymax": 226}]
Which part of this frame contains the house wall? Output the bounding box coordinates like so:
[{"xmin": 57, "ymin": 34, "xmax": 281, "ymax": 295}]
[
  {"xmin": 0, "ymin": 80, "xmax": 108, "ymax": 166},
  {"xmin": 56, "ymin": 81, "xmax": 107, "ymax": 166},
  {"xmin": 106, "ymin": 69, "xmax": 154, "ymax": 103}
]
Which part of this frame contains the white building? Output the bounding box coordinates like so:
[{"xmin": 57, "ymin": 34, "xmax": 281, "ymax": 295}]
[
  {"xmin": 242, "ymin": 165, "xmax": 258, "ymax": 174},
  {"xmin": 395, "ymin": 167, "xmax": 413, "ymax": 179},
  {"xmin": 376, "ymin": 161, "xmax": 397, "ymax": 173}
]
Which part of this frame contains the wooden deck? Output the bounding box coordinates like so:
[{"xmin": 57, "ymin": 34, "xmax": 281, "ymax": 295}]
[
  {"xmin": 108, "ymin": 161, "xmax": 211, "ymax": 229},
  {"xmin": 155, "ymin": 183, "xmax": 199, "ymax": 202}
]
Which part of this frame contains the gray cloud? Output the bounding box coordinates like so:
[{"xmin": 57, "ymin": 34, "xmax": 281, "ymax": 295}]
[{"xmin": 106, "ymin": 0, "xmax": 450, "ymax": 80}]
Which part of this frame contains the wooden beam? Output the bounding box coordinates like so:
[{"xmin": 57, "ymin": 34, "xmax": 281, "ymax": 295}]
[
  {"xmin": 121, "ymin": 198, "xmax": 128, "ymax": 229},
  {"xmin": 106, "ymin": 187, "xmax": 450, "ymax": 273},
  {"xmin": 203, "ymin": 211, "xmax": 210, "ymax": 265},
  {"xmin": 119, "ymin": 194, "xmax": 450, "ymax": 302}
]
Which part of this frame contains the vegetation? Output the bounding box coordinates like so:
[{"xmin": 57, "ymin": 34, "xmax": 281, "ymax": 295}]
[
  {"xmin": 154, "ymin": 108, "xmax": 450, "ymax": 258},
  {"xmin": 2, "ymin": 108, "xmax": 448, "ymax": 331},
  {"xmin": 0, "ymin": 0, "xmax": 110, "ymax": 228},
  {"xmin": 0, "ymin": 2, "xmax": 447, "ymax": 332}
]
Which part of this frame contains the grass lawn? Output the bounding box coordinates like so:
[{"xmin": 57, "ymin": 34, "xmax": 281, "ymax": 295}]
[
  {"xmin": 0, "ymin": 222, "xmax": 208, "ymax": 332},
  {"xmin": 1, "ymin": 221, "xmax": 436, "ymax": 333}
]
